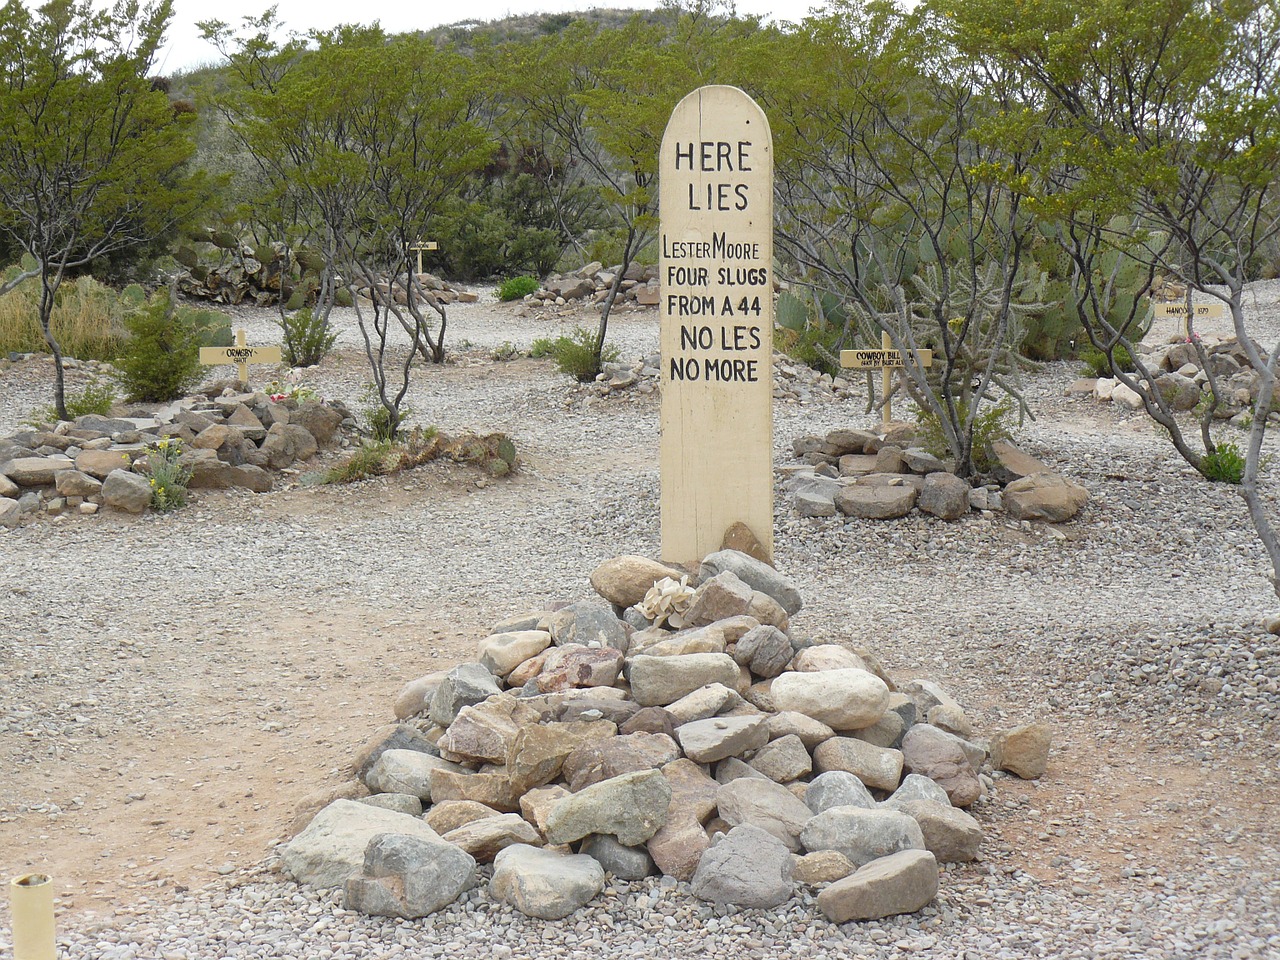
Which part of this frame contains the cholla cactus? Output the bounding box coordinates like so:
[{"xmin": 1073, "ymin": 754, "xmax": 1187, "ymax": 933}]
[{"xmin": 639, "ymin": 575, "xmax": 695, "ymax": 629}]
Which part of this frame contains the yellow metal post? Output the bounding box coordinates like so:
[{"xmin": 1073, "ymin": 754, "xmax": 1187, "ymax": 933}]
[
  {"xmin": 10, "ymin": 874, "xmax": 55, "ymax": 960},
  {"xmin": 880, "ymin": 329, "xmax": 893, "ymax": 424}
]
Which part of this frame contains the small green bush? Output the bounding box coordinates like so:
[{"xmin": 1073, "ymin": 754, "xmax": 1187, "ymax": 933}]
[
  {"xmin": 1078, "ymin": 344, "xmax": 1135, "ymax": 378},
  {"xmin": 324, "ymin": 440, "xmax": 395, "ymax": 483},
  {"xmin": 498, "ymin": 276, "xmax": 540, "ymax": 302},
  {"xmin": 147, "ymin": 437, "xmax": 191, "ymax": 511},
  {"xmin": 66, "ymin": 378, "xmax": 117, "ymax": 417},
  {"xmin": 915, "ymin": 399, "xmax": 1015, "ymax": 474},
  {"xmin": 490, "ymin": 341, "xmax": 521, "ymax": 361},
  {"xmin": 543, "ymin": 327, "xmax": 618, "ymax": 382},
  {"xmin": 1201, "ymin": 442, "xmax": 1245, "ymax": 484},
  {"xmin": 114, "ymin": 288, "xmax": 206, "ymax": 402},
  {"xmin": 529, "ymin": 337, "xmax": 556, "ymax": 359},
  {"xmin": 280, "ymin": 307, "xmax": 337, "ymax": 367}
]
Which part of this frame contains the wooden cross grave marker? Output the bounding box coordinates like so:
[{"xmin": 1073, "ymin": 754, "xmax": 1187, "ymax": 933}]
[
  {"xmin": 840, "ymin": 331, "xmax": 934, "ymax": 424},
  {"xmin": 199, "ymin": 328, "xmax": 283, "ymax": 386},
  {"xmin": 409, "ymin": 240, "xmax": 438, "ymax": 275}
]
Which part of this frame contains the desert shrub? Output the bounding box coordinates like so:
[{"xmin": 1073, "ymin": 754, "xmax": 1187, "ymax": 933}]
[
  {"xmin": 1201, "ymin": 442, "xmax": 1245, "ymax": 484},
  {"xmin": 146, "ymin": 437, "xmax": 191, "ymax": 511},
  {"xmin": 1078, "ymin": 344, "xmax": 1135, "ymax": 378},
  {"xmin": 279, "ymin": 308, "xmax": 337, "ymax": 367},
  {"xmin": 915, "ymin": 399, "xmax": 1015, "ymax": 475},
  {"xmin": 114, "ymin": 287, "xmax": 206, "ymax": 401},
  {"xmin": 543, "ymin": 327, "xmax": 618, "ymax": 381},
  {"xmin": 490, "ymin": 341, "xmax": 521, "ymax": 361},
  {"xmin": 26, "ymin": 377, "xmax": 117, "ymax": 425},
  {"xmin": 776, "ymin": 325, "xmax": 843, "ymax": 377},
  {"xmin": 498, "ymin": 275, "xmax": 540, "ymax": 301},
  {"xmin": 324, "ymin": 440, "xmax": 396, "ymax": 483},
  {"xmin": 529, "ymin": 337, "xmax": 556, "ymax": 359}
]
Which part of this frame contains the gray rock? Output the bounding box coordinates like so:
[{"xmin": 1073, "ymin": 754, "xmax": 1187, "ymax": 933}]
[
  {"xmin": 895, "ymin": 799, "xmax": 982, "ymax": 862},
  {"xmin": 0, "ymin": 496, "xmax": 20, "ymax": 528},
  {"xmin": 770, "ymin": 669, "xmax": 889, "ymax": 730},
  {"xmin": 817, "ymin": 849, "xmax": 939, "ymax": 922},
  {"xmin": 715, "ymin": 756, "xmax": 770, "ymax": 784},
  {"xmin": 835, "ymin": 483, "xmax": 918, "ymax": 519},
  {"xmin": 731, "ymin": 625, "xmax": 794, "ymax": 678},
  {"xmin": 352, "ymin": 724, "xmax": 439, "ymax": 781},
  {"xmin": 1, "ymin": 456, "xmax": 71, "ymax": 486},
  {"xmin": 766, "ymin": 711, "xmax": 835, "ymax": 751},
  {"xmin": 441, "ymin": 813, "xmax": 541, "ymax": 862},
  {"xmin": 812, "ymin": 737, "xmax": 904, "ymax": 792},
  {"xmin": 101, "ymin": 469, "xmax": 152, "ymax": 513},
  {"xmin": 699, "ymin": 549, "xmax": 803, "ymax": 616},
  {"xmin": 1004, "ymin": 473, "xmax": 1090, "ymax": 523},
  {"xmin": 690, "ymin": 824, "xmax": 794, "ymax": 908},
  {"xmin": 544, "ymin": 769, "xmax": 672, "ymax": 846},
  {"xmin": 365, "ymin": 749, "xmax": 465, "ymax": 801},
  {"xmin": 343, "ymin": 832, "xmax": 476, "ymax": 919},
  {"xmin": 489, "ymin": 844, "xmax": 605, "ymax": 920},
  {"xmin": 580, "ymin": 834, "xmax": 656, "ymax": 880},
  {"xmin": 901, "ymin": 725, "xmax": 983, "ymax": 808},
  {"xmin": 561, "ymin": 731, "xmax": 680, "ymax": 791},
  {"xmin": 664, "ymin": 683, "xmax": 743, "ymax": 725},
  {"xmin": 902, "ymin": 448, "xmax": 946, "ymax": 474},
  {"xmin": 683, "ymin": 571, "xmax": 755, "ymax": 625},
  {"xmin": 54, "ymin": 469, "xmax": 101, "ymax": 498},
  {"xmin": 429, "ymin": 662, "xmax": 501, "ymax": 726},
  {"xmin": 800, "ymin": 806, "xmax": 925, "ymax": 868},
  {"xmin": 676, "ymin": 714, "xmax": 770, "ymax": 764},
  {"xmin": 748, "ymin": 734, "xmax": 812, "ymax": 783},
  {"xmin": 357, "ymin": 793, "xmax": 423, "ymax": 816},
  {"xmin": 796, "ymin": 490, "xmax": 838, "ymax": 517},
  {"xmin": 806, "ymin": 771, "xmax": 876, "ymax": 814},
  {"xmin": 283, "ymin": 799, "xmax": 445, "ymax": 889},
  {"xmin": 627, "ymin": 653, "xmax": 741, "ymax": 707},
  {"xmin": 716, "ymin": 777, "xmax": 814, "ymax": 852},
  {"xmin": 543, "ymin": 600, "xmax": 628, "ymax": 649},
  {"xmin": 881, "ymin": 773, "xmax": 952, "ymax": 811},
  {"xmin": 918, "ymin": 472, "xmax": 971, "ymax": 520}
]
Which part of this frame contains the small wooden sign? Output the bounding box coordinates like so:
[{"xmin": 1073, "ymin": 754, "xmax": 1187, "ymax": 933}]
[
  {"xmin": 659, "ymin": 85, "xmax": 774, "ymax": 566},
  {"xmin": 839, "ymin": 348, "xmax": 935, "ymax": 369},
  {"xmin": 840, "ymin": 331, "xmax": 933, "ymax": 424},
  {"xmin": 199, "ymin": 328, "xmax": 283, "ymax": 385},
  {"xmin": 1154, "ymin": 302, "xmax": 1227, "ymax": 320}
]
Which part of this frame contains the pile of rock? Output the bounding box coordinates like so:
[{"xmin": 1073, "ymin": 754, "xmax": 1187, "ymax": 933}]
[
  {"xmin": 519, "ymin": 262, "xmax": 661, "ymax": 309},
  {"xmin": 0, "ymin": 390, "xmax": 352, "ymax": 526},
  {"xmin": 283, "ymin": 549, "xmax": 1051, "ymax": 924},
  {"xmin": 786, "ymin": 426, "xmax": 1090, "ymax": 524},
  {"xmin": 355, "ymin": 273, "xmax": 478, "ymax": 308},
  {"xmin": 1078, "ymin": 334, "xmax": 1280, "ymax": 424}
]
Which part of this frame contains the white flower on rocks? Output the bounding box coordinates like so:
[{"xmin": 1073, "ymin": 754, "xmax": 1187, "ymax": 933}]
[{"xmin": 639, "ymin": 575, "xmax": 696, "ymax": 629}]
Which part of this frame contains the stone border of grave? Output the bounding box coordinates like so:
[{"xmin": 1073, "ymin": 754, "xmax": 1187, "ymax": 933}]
[
  {"xmin": 1067, "ymin": 334, "xmax": 1280, "ymax": 427},
  {"xmin": 282, "ymin": 548, "xmax": 1051, "ymax": 925},
  {"xmin": 0, "ymin": 386, "xmax": 354, "ymax": 526},
  {"xmin": 519, "ymin": 262, "xmax": 661, "ymax": 310},
  {"xmin": 786, "ymin": 424, "xmax": 1091, "ymax": 525}
]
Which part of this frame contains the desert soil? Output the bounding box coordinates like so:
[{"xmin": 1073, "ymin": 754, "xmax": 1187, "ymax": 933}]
[{"xmin": 1, "ymin": 286, "xmax": 1278, "ymax": 956}]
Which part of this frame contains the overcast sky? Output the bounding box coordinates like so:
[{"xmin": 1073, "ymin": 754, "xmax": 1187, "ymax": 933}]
[{"xmin": 155, "ymin": 1, "xmax": 828, "ymax": 73}]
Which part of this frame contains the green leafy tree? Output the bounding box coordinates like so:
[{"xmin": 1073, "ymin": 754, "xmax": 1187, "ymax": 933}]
[
  {"xmin": 0, "ymin": 0, "xmax": 209, "ymax": 419},
  {"xmin": 949, "ymin": 0, "xmax": 1280, "ymax": 597},
  {"xmin": 759, "ymin": 1, "xmax": 1040, "ymax": 475}
]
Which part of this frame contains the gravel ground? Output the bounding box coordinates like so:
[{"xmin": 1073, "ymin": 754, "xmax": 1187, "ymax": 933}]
[{"xmin": 2, "ymin": 285, "xmax": 1279, "ymax": 958}]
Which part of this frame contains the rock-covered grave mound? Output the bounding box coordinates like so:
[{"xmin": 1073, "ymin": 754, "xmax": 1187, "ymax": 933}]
[
  {"xmin": 787, "ymin": 421, "xmax": 1091, "ymax": 525},
  {"xmin": 285, "ymin": 549, "xmax": 1052, "ymax": 924},
  {"xmin": 0, "ymin": 387, "xmax": 353, "ymax": 525}
]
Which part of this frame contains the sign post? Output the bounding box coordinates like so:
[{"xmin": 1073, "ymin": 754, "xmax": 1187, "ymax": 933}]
[
  {"xmin": 199, "ymin": 328, "xmax": 283, "ymax": 386},
  {"xmin": 409, "ymin": 240, "xmax": 438, "ymax": 275},
  {"xmin": 659, "ymin": 86, "xmax": 774, "ymax": 566},
  {"xmin": 1154, "ymin": 301, "xmax": 1226, "ymax": 339},
  {"xmin": 839, "ymin": 334, "xmax": 934, "ymax": 424}
]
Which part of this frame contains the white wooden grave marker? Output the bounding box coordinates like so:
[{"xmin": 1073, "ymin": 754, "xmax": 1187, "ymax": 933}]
[
  {"xmin": 840, "ymin": 331, "xmax": 934, "ymax": 424},
  {"xmin": 199, "ymin": 328, "xmax": 282, "ymax": 385},
  {"xmin": 659, "ymin": 85, "xmax": 774, "ymax": 565}
]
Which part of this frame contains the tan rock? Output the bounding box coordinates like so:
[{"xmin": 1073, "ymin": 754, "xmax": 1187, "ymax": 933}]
[
  {"xmin": 589, "ymin": 555, "xmax": 683, "ymax": 608},
  {"xmin": 422, "ymin": 800, "xmax": 502, "ymax": 835},
  {"xmin": 990, "ymin": 722, "xmax": 1052, "ymax": 779},
  {"xmin": 794, "ymin": 849, "xmax": 855, "ymax": 885}
]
